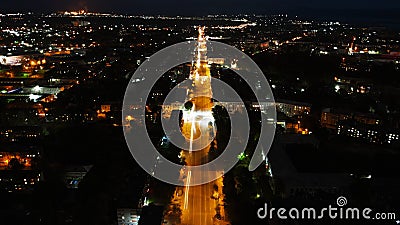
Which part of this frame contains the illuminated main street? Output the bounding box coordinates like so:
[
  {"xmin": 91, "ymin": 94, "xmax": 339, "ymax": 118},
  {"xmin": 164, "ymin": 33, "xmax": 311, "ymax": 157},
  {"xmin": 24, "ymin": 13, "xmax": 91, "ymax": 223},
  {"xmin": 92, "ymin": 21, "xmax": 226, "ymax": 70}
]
[{"xmin": 166, "ymin": 27, "xmax": 228, "ymax": 225}]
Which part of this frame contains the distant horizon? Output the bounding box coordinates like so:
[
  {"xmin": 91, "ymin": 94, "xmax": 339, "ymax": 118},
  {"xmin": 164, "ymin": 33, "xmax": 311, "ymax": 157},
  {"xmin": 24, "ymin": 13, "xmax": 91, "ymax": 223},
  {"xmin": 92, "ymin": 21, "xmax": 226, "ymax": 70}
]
[
  {"xmin": 1, "ymin": 8, "xmax": 399, "ymax": 30},
  {"xmin": 1, "ymin": 0, "xmax": 400, "ymax": 17},
  {"xmin": 1, "ymin": 8, "xmax": 400, "ymax": 15}
]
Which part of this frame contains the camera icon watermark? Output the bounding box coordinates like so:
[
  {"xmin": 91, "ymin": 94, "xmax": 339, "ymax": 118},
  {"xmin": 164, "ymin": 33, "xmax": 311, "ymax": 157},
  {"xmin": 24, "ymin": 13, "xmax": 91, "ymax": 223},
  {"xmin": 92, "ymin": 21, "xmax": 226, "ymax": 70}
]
[{"xmin": 122, "ymin": 36, "xmax": 276, "ymax": 186}]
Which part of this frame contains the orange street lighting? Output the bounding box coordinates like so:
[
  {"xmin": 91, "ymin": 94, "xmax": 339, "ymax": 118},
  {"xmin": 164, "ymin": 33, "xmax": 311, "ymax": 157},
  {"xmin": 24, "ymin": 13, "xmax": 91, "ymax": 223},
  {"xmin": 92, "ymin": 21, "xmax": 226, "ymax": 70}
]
[{"xmin": 126, "ymin": 115, "xmax": 134, "ymax": 121}]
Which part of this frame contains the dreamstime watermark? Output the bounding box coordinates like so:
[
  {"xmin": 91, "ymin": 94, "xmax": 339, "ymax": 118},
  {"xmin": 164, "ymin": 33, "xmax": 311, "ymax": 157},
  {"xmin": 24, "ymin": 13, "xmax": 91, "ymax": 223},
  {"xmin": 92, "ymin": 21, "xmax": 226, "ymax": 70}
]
[
  {"xmin": 122, "ymin": 39, "xmax": 276, "ymax": 186},
  {"xmin": 257, "ymin": 196, "xmax": 397, "ymax": 221}
]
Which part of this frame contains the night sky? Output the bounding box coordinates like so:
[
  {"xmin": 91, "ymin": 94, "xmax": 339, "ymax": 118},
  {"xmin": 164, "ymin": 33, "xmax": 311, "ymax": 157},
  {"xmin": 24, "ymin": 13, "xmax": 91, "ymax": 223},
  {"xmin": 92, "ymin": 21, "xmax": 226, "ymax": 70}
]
[{"xmin": 1, "ymin": 0, "xmax": 400, "ymax": 18}]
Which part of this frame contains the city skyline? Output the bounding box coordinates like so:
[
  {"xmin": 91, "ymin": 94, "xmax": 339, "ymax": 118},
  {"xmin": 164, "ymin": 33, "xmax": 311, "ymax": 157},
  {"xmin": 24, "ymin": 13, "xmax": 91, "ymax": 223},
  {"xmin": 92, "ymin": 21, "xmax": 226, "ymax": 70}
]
[{"xmin": 2, "ymin": 0, "xmax": 400, "ymax": 15}]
